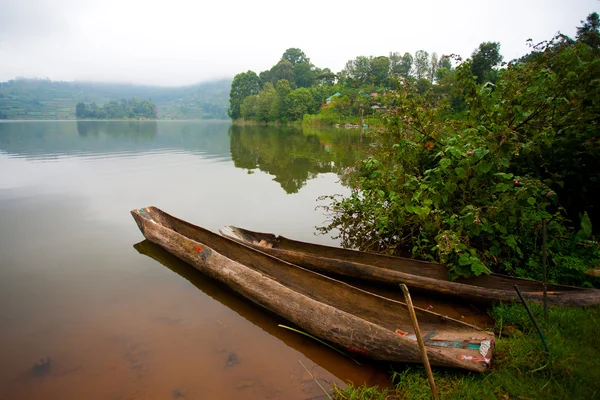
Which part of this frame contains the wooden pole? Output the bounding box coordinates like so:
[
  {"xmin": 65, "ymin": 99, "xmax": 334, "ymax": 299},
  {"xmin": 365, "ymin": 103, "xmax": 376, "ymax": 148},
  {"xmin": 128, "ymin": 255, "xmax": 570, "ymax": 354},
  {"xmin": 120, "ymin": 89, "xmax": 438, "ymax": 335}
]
[
  {"xmin": 400, "ymin": 284, "xmax": 439, "ymax": 400},
  {"xmin": 542, "ymin": 219, "xmax": 548, "ymax": 321},
  {"xmin": 514, "ymin": 285, "xmax": 550, "ymax": 353}
]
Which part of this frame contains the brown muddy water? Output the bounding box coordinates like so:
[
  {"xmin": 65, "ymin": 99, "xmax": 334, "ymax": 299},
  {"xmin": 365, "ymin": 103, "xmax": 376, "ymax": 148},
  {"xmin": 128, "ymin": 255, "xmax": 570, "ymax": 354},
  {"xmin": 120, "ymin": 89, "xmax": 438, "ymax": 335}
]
[{"xmin": 0, "ymin": 121, "xmax": 491, "ymax": 400}]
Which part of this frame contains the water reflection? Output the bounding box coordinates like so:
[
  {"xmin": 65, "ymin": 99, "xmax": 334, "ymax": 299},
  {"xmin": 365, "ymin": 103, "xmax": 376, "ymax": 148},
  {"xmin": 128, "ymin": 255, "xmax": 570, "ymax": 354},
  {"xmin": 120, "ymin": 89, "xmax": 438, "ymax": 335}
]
[
  {"xmin": 229, "ymin": 124, "xmax": 368, "ymax": 194},
  {"xmin": 0, "ymin": 120, "xmax": 231, "ymax": 161},
  {"xmin": 76, "ymin": 120, "xmax": 158, "ymax": 138},
  {"xmin": 0, "ymin": 121, "xmax": 368, "ymax": 195},
  {"xmin": 133, "ymin": 240, "xmax": 391, "ymax": 390}
]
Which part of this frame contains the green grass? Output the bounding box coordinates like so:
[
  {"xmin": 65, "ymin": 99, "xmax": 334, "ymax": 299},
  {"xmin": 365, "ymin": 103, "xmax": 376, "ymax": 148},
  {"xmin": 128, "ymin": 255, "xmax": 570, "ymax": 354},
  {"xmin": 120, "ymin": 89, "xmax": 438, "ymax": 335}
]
[{"xmin": 335, "ymin": 304, "xmax": 600, "ymax": 400}]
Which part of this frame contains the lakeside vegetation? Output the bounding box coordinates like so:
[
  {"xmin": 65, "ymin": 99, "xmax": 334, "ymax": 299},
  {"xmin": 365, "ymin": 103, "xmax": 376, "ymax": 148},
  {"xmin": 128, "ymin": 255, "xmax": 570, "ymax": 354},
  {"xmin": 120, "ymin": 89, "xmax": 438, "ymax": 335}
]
[
  {"xmin": 317, "ymin": 13, "xmax": 600, "ymax": 284},
  {"xmin": 322, "ymin": 12, "xmax": 600, "ymax": 400},
  {"xmin": 228, "ymin": 42, "xmax": 504, "ymax": 126},
  {"xmin": 228, "ymin": 47, "xmax": 454, "ymax": 125},
  {"xmin": 0, "ymin": 78, "xmax": 231, "ymax": 120},
  {"xmin": 75, "ymin": 98, "xmax": 157, "ymax": 119}
]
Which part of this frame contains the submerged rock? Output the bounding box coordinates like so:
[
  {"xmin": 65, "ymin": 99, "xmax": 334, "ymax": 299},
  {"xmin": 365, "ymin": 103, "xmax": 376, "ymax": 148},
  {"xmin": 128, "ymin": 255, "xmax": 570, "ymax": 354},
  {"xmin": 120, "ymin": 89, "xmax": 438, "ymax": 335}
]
[
  {"xmin": 225, "ymin": 352, "xmax": 239, "ymax": 368},
  {"xmin": 32, "ymin": 357, "xmax": 51, "ymax": 376}
]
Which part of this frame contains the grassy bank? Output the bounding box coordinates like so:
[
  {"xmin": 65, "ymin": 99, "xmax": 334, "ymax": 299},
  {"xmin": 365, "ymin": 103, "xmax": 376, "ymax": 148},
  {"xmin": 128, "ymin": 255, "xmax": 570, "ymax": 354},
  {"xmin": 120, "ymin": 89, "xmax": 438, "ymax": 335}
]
[{"xmin": 335, "ymin": 303, "xmax": 600, "ymax": 400}]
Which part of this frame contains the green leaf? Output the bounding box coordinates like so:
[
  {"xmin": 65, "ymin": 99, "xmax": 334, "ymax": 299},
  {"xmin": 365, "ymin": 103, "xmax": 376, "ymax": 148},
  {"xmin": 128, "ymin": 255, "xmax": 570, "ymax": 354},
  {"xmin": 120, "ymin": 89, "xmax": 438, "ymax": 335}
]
[
  {"xmin": 476, "ymin": 162, "xmax": 493, "ymax": 174},
  {"xmin": 439, "ymin": 158, "xmax": 452, "ymax": 169},
  {"xmin": 505, "ymin": 235, "xmax": 518, "ymax": 250},
  {"xmin": 471, "ymin": 261, "xmax": 491, "ymax": 276},
  {"xmin": 473, "ymin": 148, "xmax": 489, "ymax": 160},
  {"xmin": 527, "ymin": 197, "xmax": 536, "ymax": 205},
  {"xmin": 495, "ymin": 223, "xmax": 507, "ymax": 234},
  {"xmin": 455, "ymin": 167, "xmax": 467, "ymax": 178},
  {"xmin": 447, "ymin": 147, "xmax": 463, "ymax": 159},
  {"xmin": 495, "ymin": 183, "xmax": 511, "ymax": 193},
  {"xmin": 458, "ymin": 254, "xmax": 472, "ymax": 266},
  {"xmin": 494, "ymin": 172, "xmax": 514, "ymax": 180},
  {"xmin": 580, "ymin": 212, "xmax": 592, "ymax": 238},
  {"xmin": 445, "ymin": 181, "xmax": 458, "ymax": 194}
]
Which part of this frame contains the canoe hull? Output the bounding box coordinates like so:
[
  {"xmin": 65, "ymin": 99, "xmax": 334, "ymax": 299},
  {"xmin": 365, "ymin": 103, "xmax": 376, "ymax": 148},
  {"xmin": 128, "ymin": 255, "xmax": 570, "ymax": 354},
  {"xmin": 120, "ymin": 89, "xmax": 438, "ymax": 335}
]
[
  {"xmin": 132, "ymin": 207, "xmax": 494, "ymax": 372},
  {"xmin": 220, "ymin": 226, "xmax": 600, "ymax": 307}
]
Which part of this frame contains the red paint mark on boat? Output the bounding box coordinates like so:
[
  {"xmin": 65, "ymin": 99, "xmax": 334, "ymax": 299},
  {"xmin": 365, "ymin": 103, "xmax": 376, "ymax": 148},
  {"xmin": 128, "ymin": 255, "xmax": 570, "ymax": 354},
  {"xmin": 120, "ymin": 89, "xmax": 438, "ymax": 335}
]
[
  {"xmin": 458, "ymin": 355, "xmax": 490, "ymax": 363},
  {"xmin": 194, "ymin": 246, "xmax": 203, "ymax": 252},
  {"xmin": 395, "ymin": 329, "xmax": 408, "ymax": 336}
]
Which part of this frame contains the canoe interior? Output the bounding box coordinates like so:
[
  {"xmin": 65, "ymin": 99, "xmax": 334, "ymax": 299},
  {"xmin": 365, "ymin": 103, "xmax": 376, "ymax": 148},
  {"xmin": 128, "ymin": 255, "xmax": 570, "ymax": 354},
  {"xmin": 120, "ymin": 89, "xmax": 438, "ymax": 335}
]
[
  {"xmin": 139, "ymin": 207, "xmax": 479, "ymax": 336},
  {"xmin": 226, "ymin": 226, "xmax": 587, "ymax": 294}
]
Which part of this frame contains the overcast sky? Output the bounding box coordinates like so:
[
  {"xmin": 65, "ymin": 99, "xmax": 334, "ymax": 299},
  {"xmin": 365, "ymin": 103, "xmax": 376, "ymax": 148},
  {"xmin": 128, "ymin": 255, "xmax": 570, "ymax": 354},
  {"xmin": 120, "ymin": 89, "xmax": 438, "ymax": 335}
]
[{"xmin": 0, "ymin": 0, "xmax": 597, "ymax": 86}]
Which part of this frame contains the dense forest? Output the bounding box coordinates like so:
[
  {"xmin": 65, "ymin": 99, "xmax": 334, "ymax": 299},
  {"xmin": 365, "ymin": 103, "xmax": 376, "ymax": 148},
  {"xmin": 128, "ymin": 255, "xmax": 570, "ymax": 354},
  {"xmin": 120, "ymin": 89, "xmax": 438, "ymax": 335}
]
[
  {"xmin": 0, "ymin": 79, "xmax": 231, "ymax": 120},
  {"xmin": 75, "ymin": 98, "xmax": 157, "ymax": 119},
  {"xmin": 228, "ymin": 42, "xmax": 505, "ymax": 125},
  {"xmin": 317, "ymin": 13, "xmax": 600, "ymax": 285}
]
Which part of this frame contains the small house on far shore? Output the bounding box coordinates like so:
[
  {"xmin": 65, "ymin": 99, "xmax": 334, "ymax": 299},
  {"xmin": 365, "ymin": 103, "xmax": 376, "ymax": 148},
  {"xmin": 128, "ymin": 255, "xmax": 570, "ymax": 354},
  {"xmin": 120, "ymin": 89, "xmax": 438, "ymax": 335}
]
[{"xmin": 325, "ymin": 92, "xmax": 341, "ymax": 104}]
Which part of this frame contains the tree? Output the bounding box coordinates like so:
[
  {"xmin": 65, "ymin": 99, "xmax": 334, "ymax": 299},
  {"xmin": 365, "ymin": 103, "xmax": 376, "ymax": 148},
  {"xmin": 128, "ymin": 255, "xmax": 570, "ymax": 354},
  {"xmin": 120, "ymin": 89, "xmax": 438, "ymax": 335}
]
[
  {"xmin": 389, "ymin": 52, "xmax": 402, "ymax": 77},
  {"xmin": 438, "ymin": 56, "xmax": 452, "ymax": 71},
  {"xmin": 285, "ymin": 88, "xmax": 314, "ymax": 121},
  {"xmin": 271, "ymin": 79, "xmax": 292, "ymax": 121},
  {"xmin": 240, "ymin": 95, "xmax": 259, "ymax": 119},
  {"xmin": 314, "ymin": 68, "xmax": 336, "ymax": 86},
  {"xmin": 76, "ymin": 102, "xmax": 87, "ymax": 118},
  {"xmin": 343, "ymin": 56, "xmax": 371, "ymax": 85},
  {"xmin": 398, "ymin": 52, "xmax": 413, "ymax": 78},
  {"xmin": 256, "ymin": 82, "xmax": 276, "ymax": 122},
  {"xmin": 576, "ymin": 12, "xmax": 600, "ymax": 51},
  {"xmin": 470, "ymin": 42, "xmax": 503, "ymax": 83},
  {"xmin": 415, "ymin": 78, "xmax": 432, "ymax": 94},
  {"xmin": 228, "ymin": 71, "xmax": 260, "ymax": 119},
  {"xmin": 429, "ymin": 52, "xmax": 439, "ymax": 82},
  {"xmin": 370, "ymin": 56, "xmax": 390, "ymax": 86},
  {"xmin": 270, "ymin": 61, "xmax": 295, "ymax": 88},
  {"xmin": 74, "ymin": 98, "xmax": 156, "ymax": 119},
  {"xmin": 259, "ymin": 70, "xmax": 272, "ymax": 89},
  {"xmin": 281, "ymin": 48, "xmax": 309, "ymax": 66},
  {"xmin": 413, "ymin": 50, "xmax": 429, "ymax": 80},
  {"xmin": 293, "ymin": 62, "xmax": 315, "ymax": 88},
  {"xmin": 436, "ymin": 56, "xmax": 454, "ymax": 82}
]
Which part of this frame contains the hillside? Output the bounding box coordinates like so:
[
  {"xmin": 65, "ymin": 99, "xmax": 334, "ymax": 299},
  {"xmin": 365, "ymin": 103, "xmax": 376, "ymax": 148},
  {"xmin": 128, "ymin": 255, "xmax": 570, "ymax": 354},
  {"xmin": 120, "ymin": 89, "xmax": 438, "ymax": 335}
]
[{"xmin": 0, "ymin": 78, "xmax": 232, "ymax": 120}]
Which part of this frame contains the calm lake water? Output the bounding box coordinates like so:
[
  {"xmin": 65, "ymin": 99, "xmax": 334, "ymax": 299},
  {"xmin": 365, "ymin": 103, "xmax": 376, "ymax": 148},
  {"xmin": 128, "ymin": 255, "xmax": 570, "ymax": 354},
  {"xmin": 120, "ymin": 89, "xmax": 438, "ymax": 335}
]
[
  {"xmin": 0, "ymin": 120, "xmax": 376, "ymax": 400},
  {"xmin": 0, "ymin": 121, "xmax": 489, "ymax": 400}
]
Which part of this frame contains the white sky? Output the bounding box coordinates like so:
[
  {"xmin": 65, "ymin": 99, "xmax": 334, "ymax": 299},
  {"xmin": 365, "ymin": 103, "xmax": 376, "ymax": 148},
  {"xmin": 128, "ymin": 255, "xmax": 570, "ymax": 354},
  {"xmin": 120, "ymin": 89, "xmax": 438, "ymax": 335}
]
[{"xmin": 0, "ymin": 0, "xmax": 598, "ymax": 86}]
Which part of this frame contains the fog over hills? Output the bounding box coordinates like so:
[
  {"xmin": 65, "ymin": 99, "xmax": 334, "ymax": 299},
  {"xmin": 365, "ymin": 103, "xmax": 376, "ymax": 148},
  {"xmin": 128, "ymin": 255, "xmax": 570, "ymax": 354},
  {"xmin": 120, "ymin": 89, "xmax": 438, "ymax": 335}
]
[{"xmin": 0, "ymin": 78, "xmax": 232, "ymax": 120}]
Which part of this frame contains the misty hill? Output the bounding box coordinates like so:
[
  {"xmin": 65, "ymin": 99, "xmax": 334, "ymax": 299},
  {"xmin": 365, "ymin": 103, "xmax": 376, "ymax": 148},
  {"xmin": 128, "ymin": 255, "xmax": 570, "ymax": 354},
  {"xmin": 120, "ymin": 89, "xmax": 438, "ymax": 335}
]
[{"xmin": 0, "ymin": 78, "xmax": 232, "ymax": 120}]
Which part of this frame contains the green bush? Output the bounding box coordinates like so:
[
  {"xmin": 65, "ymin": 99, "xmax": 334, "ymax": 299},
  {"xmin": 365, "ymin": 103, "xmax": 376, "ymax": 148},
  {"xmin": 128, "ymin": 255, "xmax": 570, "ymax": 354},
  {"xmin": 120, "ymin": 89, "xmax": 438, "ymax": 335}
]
[{"xmin": 319, "ymin": 34, "xmax": 600, "ymax": 282}]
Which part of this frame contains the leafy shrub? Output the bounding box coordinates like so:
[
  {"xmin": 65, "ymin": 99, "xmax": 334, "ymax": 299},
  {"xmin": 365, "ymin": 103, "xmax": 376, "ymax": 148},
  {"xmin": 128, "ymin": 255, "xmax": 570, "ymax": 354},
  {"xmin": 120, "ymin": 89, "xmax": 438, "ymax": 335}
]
[{"xmin": 319, "ymin": 34, "xmax": 600, "ymax": 283}]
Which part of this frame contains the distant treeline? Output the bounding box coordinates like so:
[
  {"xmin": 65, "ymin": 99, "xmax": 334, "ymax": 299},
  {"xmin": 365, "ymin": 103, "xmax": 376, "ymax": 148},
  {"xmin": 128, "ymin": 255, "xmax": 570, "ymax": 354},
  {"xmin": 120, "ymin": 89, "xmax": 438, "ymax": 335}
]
[
  {"xmin": 228, "ymin": 44, "xmax": 505, "ymax": 125},
  {"xmin": 0, "ymin": 79, "xmax": 231, "ymax": 120},
  {"xmin": 75, "ymin": 98, "xmax": 157, "ymax": 119}
]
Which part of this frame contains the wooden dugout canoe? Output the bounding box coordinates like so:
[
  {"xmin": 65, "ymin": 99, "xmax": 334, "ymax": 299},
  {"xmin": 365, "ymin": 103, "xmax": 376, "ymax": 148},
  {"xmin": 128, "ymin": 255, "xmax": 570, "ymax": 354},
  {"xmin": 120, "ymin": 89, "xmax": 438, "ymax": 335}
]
[
  {"xmin": 132, "ymin": 206, "xmax": 495, "ymax": 372},
  {"xmin": 220, "ymin": 226, "xmax": 600, "ymax": 307}
]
